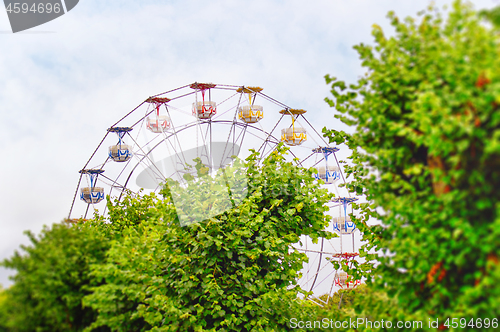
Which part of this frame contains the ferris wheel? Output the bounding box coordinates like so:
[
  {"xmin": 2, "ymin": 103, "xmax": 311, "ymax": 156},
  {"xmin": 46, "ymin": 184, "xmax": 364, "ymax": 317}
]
[{"xmin": 67, "ymin": 82, "xmax": 361, "ymax": 303}]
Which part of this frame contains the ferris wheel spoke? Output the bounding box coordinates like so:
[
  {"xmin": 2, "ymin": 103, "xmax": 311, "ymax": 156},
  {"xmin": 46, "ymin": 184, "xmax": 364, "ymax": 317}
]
[
  {"xmin": 246, "ymin": 128, "xmax": 279, "ymax": 146},
  {"xmin": 218, "ymin": 121, "xmax": 240, "ymax": 169},
  {"xmin": 259, "ymin": 141, "xmax": 279, "ymax": 160},
  {"xmin": 298, "ymin": 114, "xmax": 331, "ymax": 147},
  {"xmin": 325, "ymin": 273, "xmax": 337, "ymax": 303},
  {"xmin": 83, "ymin": 201, "xmax": 90, "ymax": 219},
  {"xmin": 164, "ymin": 104, "xmax": 192, "ymax": 117},
  {"xmin": 193, "ymin": 120, "xmax": 211, "ymax": 168},
  {"xmin": 235, "ymin": 123, "xmax": 249, "ymax": 144},
  {"xmin": 219, "ymin": 93, "xmax": 244, "ymax": 167},
  {"xmin": 299, "ymin": 253, "xmax": 334, "ymax": 289},
  {"xmin": 310, "ymin": 268, "xmax": 337, "ymax": 292},
  {"xmin": 165, "ymin": 108, "xmax": 192, "ymax": 169},
  {"xmin": 209, "ymin": 121, "xmax": 213, "ymax": 169},
  {"xmin": 97, "ymin": 174, "xmax": 128, "ymax": 191},
  {"xmin": 257, "ymin": 113, "xmax": 285, "ymax": 154},
  {"xmin": 210, "ymin": 93, "xmax": 239, "ymax": 120},
  {"xmin": 97, "ymin": 172, "xmax": 130, "ymax": 217},
  {"xmin": 68, "ymin": 173, "xmax": 84, "ymax": 219},
  {"xmin": 308, "ymin": 237, "xmax": 325, "ymax": 292},
  {"xmin": 257, "ymin": 91, "xmax": 290, "ymax": 109},
  {"xmin": 126, "ymin": 133, "xmax": 166, "ymax": 179},
  {"xmin": 287, "ymin": 149, "xmax": 303, "ymax": 166},
  {"xmin": 327, "ymin": 238, "xmax": 340, "ymax": 253},
  {"xmin": 258, "ymin": 140, "xmax": 270, "ymax": 157}
]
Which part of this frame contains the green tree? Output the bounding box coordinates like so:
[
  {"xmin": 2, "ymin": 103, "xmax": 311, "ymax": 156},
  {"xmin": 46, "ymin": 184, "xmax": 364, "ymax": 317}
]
[
  {"xmin": 83, "ymin": 147, "xmax": 333, "ymax": 331},
  {"xmin": 0, "ymin": 285, "xmax": 9, "ymax": 332},
  {"xmin": 0, "ymin": 222, "xmax": 111, "ymax": 331},
  {"xmin": 480, "ymin": 5, "xmax": 500, "ymax": 28},
  {"xmin": 323, "ymin": 0, "xmax": 500, "ymax": 329},
  {"xmin": 0, "ymin": 147, "xmax": 333, "ymax": 332}
]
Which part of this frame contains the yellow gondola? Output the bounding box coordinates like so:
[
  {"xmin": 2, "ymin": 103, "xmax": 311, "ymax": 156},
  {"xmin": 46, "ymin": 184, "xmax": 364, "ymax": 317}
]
[
  {"xmin": 237, "ymin": 86, "xmax": 264, "ymax": 123},
  {"xmin": 280, "ymin": 109, "xmax": 307, "ymax": 146}
]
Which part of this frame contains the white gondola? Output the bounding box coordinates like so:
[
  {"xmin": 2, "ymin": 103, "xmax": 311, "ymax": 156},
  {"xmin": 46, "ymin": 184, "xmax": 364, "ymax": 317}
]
[
  {"xmin": 313, "ymin": 165, "xmax": 341, "ymax": 184},
  {"xmin": 332, "ymin": 216, "xmax": 356, "ymax": 234},
  {"xmin": 146, "ymin": 115, "xmax": 171, "ymax": 133},
  {"xmin": 145, "ymin": 97, "xmax": 172, "ymax": 133},
  {"xmin": 79, "ymin": 169, "xmax": 105, "ymax": 204},
  {"xmin": 80, "ymin": 187, "xmax": 105, "ymax": 204},
  {"xmin": 237, "ymin": 86, "xmax": 264, "ymax": 123},
  {"xmin": 193, "ymin": 101, "xmax": 217, "ymax": 119},
  {"xmin": 281, "ymin": 127, "xmax": 307, "ymax": 146},
  {"xmin": 336, "ymin": 272, "xmax": 357, "ymax": 289},
  {"xmin": 191, "ymin": 82, "xmax": 217, "ymax": 120},
  {"xmin": 109, "ymin": 144, "xmax": 132, "ymax": 162},
  {"xmin": 280, "ymin": 109, "xmax": 307, "ymax": 146},
  {"xmin": 108, "ymin": 127, "xmax": 133, "ymax": 162},
  {"xmin": 238, "ymin": 105, "xmax": 263, "ymax": 123},
  {"xmin": 331, "ymin": 197, "xmax": 358, "ymax": 234}
]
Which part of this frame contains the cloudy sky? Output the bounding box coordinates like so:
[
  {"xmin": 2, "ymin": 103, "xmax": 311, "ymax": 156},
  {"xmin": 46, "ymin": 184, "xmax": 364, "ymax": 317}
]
[{"xmin": 0, "ymin": 0, "xmax": 497, "ymax": 287}]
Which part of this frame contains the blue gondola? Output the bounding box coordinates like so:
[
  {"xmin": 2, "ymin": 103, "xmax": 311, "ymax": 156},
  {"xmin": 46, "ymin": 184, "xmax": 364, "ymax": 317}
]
[
  {"xmin": 79, "ymin": 169, "xmax": 105, "ymax": 204},
  {"xmin": 331, "ymin": 197, "xmax": 358, "ymax": 234},
  {"xmin": 108, "ymin": 127, "xmax": 133, "ymax": 162},
  {"xmin": 312, "ymin": 147, "xmax": 340, "ymax": 184}
]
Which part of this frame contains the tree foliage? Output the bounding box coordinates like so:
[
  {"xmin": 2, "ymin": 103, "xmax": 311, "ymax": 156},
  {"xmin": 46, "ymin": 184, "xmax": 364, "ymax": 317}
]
[
  {"xmin": 0, "ymin": 222, "xmax": 110, "ymax": 331},
  {"xmin": 323, "ymin": 0, "xmax": 500, "ymax": 328},
  {"xmin": 1, "ymin": 147, "xmax": 333, "ymax": 331},
  {"xmin": 0, "ymin": 286, "xmax": 9, "ymax": 332},
  {"xmin": 83, "ymin": 148, "xmax": 332, "ymax": 331},
  {"xmin": 480, "ymin": 4, "xmax": 500, "ymax": 29}
]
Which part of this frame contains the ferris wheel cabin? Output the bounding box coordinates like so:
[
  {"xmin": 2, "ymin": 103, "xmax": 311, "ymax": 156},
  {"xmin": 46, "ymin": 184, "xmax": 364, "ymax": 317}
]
[
  {"xmin": 314, "ymin": 165, "xmax": 341, "ymax": 184},
  {"xmin": 281, "ymin": 127, "xmax": 307, "ymax": 146},
  {"xmin": 146, "ymin": 115, "xmax": 171, "ymax": 133},
  {"xmin": 108, "ymin": 127, "xmax": 133, "ymax": 162},
  {"xmin": 331, "ymin": 216, "xmax": 356, "ymax": 234},
  {"xmin": 193, "ymin": 101, "xmax": 217, "ymax": 119},
  {"xmin": 191, "ymin": 82, "xmax": 217, "ymax": 120},
  {"xmin": 238, "ymin": 105, "xmax": 264, "ymax": 123},
  {"xmin": 280, "ymin": 109, "xmax": 307, "ymax": 146},
  {"xmin": 237, "ymin": 86, "xmax": 264, "ymax": 123},
  {"xmin": 335, "ymin": 271, "xmax": 360, "ymax": 289},
  {"xmin": 79, "ymin": 169, "xmax": 105, "ymax": 204},
  {"xmin": 80, "ymin": 187, "xmax": 105, "ymax": 204},
  {"xmin": 331, "ymin": 196, "xmax": 358, "ymax": 234},
  {"xmin": 145, "ymin": 97, "xmax": 172, "ymax": 133}
]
